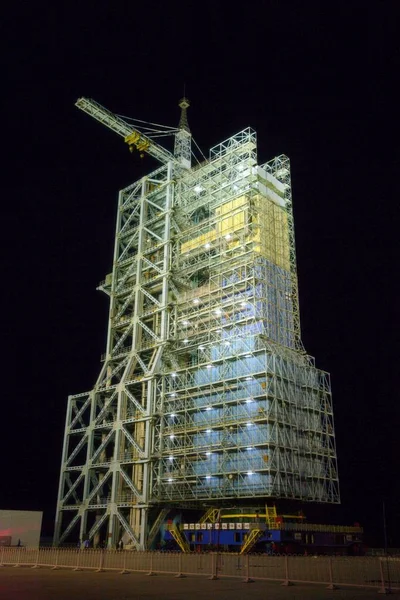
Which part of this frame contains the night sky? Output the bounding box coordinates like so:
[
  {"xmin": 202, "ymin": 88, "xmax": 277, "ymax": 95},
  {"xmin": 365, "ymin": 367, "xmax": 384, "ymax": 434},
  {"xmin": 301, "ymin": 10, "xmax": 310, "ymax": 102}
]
[{"xmin": 2, "ymin": 3, "xmax": 398, "ymax": 546}]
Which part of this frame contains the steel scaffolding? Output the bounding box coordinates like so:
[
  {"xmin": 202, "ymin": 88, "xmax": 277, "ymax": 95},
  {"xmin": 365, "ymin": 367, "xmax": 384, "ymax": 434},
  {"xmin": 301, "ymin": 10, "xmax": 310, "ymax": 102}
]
[{"xmin": 55, "ymin": 119, "xmax": 339, "ymax": 551}]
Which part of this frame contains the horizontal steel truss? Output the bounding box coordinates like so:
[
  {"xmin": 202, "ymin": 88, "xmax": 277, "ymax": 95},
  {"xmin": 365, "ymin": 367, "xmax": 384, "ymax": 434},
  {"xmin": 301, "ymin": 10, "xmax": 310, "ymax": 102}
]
[{"xmin": 55, "ymin": 129, "xmax": 339, "ymax": 551}]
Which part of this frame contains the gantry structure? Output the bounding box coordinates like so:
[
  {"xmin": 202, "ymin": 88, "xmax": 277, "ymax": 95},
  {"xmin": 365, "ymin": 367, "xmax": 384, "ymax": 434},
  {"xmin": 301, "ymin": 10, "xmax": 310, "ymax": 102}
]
[{"xmin": 54, "ymin": 98, "xmax": 340, "ymax": 550}]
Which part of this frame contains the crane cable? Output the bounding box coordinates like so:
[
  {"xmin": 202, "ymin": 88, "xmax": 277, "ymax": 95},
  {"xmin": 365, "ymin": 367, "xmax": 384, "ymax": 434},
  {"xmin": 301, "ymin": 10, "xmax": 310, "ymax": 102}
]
[{"xmin": 118, "ymin": 113, "xmax": 206, "ymax": 164}]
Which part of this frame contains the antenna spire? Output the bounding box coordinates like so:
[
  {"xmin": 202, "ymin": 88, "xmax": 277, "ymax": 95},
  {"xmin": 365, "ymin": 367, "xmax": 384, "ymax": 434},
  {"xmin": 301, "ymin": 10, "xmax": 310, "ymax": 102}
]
[
  {"xmin": 174, "ymin": 96, "xmax": 192, "ymax": 169},
  {"xmin": 178, "ymin": 97, "xmax": 190, "ymax": 133}
]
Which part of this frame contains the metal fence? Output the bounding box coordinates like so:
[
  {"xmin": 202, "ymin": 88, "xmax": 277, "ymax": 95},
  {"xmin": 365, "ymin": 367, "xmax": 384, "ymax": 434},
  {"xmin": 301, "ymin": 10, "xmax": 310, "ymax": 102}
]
[{"xmin": 0, "ymin": 547, "xmax": 399, "ymax": 593}]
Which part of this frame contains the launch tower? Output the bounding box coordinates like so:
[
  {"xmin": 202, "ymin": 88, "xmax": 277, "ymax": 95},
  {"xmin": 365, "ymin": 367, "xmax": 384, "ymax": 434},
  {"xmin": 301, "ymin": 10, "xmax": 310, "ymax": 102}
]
[{"xmin": 54, "ymin": 98, "xmax": 340, "ymax": 550}]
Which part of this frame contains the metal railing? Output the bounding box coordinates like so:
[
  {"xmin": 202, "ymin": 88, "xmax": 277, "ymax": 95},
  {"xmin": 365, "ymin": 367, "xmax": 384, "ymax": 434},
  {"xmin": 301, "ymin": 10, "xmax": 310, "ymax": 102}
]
[{"xmin": 0, "ymin": 547, "xmax": 398, "ymax": 593}]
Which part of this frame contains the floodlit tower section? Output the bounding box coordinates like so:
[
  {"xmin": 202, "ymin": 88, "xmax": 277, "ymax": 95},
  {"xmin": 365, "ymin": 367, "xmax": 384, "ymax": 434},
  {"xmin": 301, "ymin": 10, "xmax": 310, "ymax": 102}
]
[
  {"xmin": 174, "ymin": 97, "xmax": 191, "ymax": 169},
  {"xmin": 156, "ymin": 133, "xmax": 339, "ymax": 506},
  {"xmin": 55, "ymin": 115, "xmax": 339, "ymax": 551}
]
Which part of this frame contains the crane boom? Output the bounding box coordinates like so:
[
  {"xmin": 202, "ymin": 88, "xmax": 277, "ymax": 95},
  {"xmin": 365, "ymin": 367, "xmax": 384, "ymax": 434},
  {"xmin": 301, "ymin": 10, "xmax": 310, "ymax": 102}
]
[{"xmin": 75, "ymin": 97, "xmax": 177, "ymax": 165}]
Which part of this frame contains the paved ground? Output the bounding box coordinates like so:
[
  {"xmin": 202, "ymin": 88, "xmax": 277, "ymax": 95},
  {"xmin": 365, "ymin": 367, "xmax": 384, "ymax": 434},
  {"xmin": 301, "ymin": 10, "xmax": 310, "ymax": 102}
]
[{"xmin": 0, "ymin": 567, "xmax": 398, "ymax": 600}]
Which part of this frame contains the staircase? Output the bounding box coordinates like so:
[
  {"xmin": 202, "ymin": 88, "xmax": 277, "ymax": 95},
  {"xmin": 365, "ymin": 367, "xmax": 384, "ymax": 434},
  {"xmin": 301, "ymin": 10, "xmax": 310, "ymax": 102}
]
[
  {"xmin": 265, "ymin": 504, "xmax": 278, "ymax": 529},
  {"xmin": 167, "ymin": 524, "xmax": 190, "ymax": 553},
  {"xmin": 147, "ymin": 508, "xmax": 170, "ymax": 548},
  {"xmin": 240, "ymin": 528, "xmax": 264, "ymax": 554},
  {"xmin": 199, "ymin": 507, "xmax": 219, "ymax": 523}
]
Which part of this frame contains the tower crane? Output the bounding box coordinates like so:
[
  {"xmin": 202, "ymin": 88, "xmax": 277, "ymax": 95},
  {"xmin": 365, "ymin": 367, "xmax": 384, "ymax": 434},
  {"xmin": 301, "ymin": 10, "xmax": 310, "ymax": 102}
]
[{"xmin": 75, "ymin": 97, "xmax": 190, "ymax": 167}]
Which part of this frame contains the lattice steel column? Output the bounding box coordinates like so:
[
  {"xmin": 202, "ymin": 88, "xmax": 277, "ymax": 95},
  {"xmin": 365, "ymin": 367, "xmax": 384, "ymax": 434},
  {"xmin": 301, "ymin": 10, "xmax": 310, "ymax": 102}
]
[{"xmin": 55, "ymin": 163, "xmax": 176, "ymax": 549}]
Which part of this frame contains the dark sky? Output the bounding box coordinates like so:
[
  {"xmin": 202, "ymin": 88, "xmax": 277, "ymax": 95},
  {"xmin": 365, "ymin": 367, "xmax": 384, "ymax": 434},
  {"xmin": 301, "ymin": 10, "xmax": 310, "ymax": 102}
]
[{"xmin": 2, "ymin": 3, "xmax": 398, "ymax": 546}]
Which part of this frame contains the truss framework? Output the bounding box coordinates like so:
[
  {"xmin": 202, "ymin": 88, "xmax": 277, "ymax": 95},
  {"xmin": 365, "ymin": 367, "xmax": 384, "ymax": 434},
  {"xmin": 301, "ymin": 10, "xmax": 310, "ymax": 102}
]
[{"xmin": 55, "ymin": 128, "xmax": 339, "ymax": 550}]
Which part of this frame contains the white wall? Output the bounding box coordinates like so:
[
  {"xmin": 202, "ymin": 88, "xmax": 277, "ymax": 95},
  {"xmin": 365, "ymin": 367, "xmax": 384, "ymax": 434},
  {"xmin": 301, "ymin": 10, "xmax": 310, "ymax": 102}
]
[{"xmin": 0, "ymin": 510, "xmax": 43, "ymax": 547}]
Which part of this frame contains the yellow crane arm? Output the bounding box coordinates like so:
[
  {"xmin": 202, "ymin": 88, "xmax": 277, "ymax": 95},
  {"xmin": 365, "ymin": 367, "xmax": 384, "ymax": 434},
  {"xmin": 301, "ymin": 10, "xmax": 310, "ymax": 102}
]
[{"xmin": 75, "ymin": 97, "xmax": 176, "ymax": 165}]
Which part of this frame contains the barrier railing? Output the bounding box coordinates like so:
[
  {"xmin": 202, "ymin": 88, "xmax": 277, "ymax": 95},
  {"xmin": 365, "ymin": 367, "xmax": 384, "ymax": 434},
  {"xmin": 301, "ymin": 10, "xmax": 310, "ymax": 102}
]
[{"xmin": 0, "ymin": 548, "xmax": 399, "ymax": 593}]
